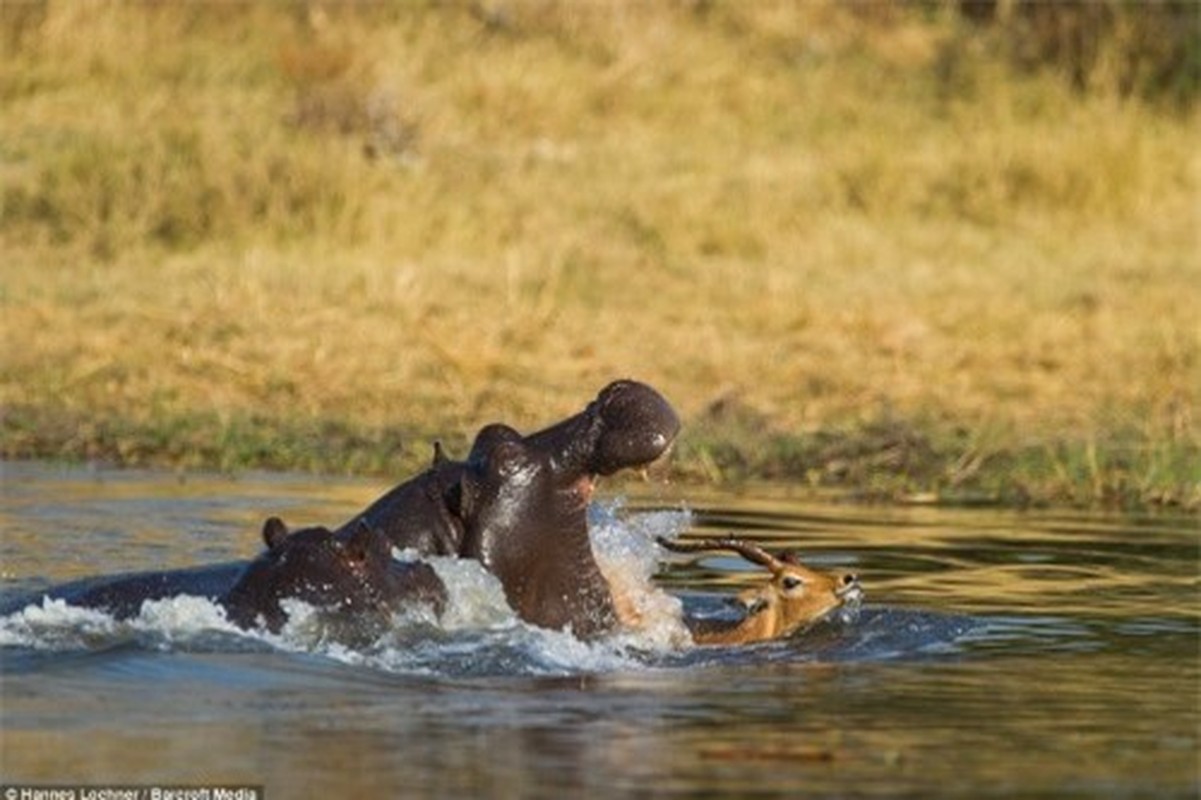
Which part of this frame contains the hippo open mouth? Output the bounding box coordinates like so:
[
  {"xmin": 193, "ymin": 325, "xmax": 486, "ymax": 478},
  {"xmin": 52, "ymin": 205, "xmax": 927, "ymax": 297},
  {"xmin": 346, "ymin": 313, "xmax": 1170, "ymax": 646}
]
[{"xmin": 568, "ymin": 441, "xmax": 676, "ymax": 510}]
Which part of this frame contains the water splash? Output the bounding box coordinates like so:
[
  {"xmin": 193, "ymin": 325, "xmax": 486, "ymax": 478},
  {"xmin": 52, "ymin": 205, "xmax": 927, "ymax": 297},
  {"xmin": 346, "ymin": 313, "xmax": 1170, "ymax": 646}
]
[
  {"xmin": 420, "ymin": 552, "xmax": 517, "ymax": 631},
  {"xmin": 0, "ymin": 594, "xmax": 252, "ymax": 653},
  {"xmin": 0, "ymin": 597, "xmax": 121, "ymax": 650},
  {"xmin": 589, "ymin": 499, "xmax": 694, "ymax": 651}
]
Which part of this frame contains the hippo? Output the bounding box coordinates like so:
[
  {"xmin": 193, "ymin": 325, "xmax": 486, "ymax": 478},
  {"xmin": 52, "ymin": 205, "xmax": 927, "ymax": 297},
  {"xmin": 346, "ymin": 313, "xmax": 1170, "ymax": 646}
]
[
  {"xmin": 5, "ymin": 518, "xmax": 446, "ymax": 637},
  {"xmin": 335, "ymin": 380, "xmax": 680, "ymax": 638},
  {"xmin": 1, "ymin": 560, "xmax": 247, "ymax": 621},
  {"xmin": 338, "ymin": 379, "xmax": 680, "ymax": 557}
]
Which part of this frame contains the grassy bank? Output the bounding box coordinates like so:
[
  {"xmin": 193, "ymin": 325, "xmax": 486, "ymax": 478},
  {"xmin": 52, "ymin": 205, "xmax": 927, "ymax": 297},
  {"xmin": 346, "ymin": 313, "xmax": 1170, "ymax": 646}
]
[{"xmin": 2, "ymin": 2, "xmax": 1198, "ymax": 509}]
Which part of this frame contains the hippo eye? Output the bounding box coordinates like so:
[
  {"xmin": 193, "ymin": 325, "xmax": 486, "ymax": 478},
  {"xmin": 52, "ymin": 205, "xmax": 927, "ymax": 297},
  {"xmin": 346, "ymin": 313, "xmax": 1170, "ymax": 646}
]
[{"xmin": 781, "ymin": 575, "xmax": 804, "ymax": 591}]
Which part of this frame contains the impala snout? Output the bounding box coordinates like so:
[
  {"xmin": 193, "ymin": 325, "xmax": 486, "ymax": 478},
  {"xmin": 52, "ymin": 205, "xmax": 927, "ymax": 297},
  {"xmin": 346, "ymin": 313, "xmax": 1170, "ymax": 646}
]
[{"xmin": 836, "ymin": 572, "xmax": 861, "ymax": 598}]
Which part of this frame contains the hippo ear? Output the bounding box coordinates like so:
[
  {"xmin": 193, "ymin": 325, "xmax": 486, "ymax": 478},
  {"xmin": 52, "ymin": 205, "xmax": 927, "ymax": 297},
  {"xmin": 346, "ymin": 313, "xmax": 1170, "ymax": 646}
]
[
  {"xmin": 431, "ymin": 440, "xmax": 448, "ymax": 468},
  {"xmin": 467, "ymin": 423, "xmax": 522, "ymax": 465},
  {"xmin": 262, "ymin": 516, "xmax": 290, "ymax": 549}
]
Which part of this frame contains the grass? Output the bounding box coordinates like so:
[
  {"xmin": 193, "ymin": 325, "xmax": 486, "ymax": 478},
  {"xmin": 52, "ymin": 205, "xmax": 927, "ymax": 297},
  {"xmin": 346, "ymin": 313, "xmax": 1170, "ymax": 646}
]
[{"xmin": 1, "ymin": 1, "xmax": 1198, "ymax": 510}]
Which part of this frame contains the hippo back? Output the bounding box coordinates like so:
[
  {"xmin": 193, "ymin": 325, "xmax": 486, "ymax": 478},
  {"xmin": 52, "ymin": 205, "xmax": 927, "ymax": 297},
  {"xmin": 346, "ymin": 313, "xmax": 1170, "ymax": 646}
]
[{"xmin": 2, "ymin": 562, "xmax": 247, "ymax": 620}]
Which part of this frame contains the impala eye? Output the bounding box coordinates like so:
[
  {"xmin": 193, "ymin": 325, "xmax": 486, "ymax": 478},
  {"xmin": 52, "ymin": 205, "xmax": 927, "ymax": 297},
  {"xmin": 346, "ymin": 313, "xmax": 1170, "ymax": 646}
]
[{"xmin": 781, "ymin": 575, "xmax": 804, "ymax": 591}]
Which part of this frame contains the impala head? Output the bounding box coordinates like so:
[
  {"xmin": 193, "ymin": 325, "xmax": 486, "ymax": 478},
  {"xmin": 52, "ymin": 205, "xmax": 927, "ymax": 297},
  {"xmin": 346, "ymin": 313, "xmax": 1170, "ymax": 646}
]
[{"xmin": 658, "ymin": 536, "xmax": 862, "ymax": 645}]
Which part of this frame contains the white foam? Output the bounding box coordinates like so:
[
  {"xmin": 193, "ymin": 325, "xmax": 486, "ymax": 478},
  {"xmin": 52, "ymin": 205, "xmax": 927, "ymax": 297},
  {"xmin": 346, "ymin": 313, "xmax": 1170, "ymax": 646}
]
[
  {"xmin": 0, "ymin": 596, "xmax": 119, "ymax": 649},
  {"xmin": 305, "ymin": 506, "xmax": 700, "ymax": 676},
  {"xmin": 514, "ymin": 625, "xmax": 643, "ymax": 674},
  {"xmin": 424, "ymin": 554, "xmax": 520, "ymax": 631},
  {"xmin": 131, "ymin": 595, "xmax": 240, "ymax": 637},
  {"xmin": 0, "ymin": 594, "xmax": 243, "ymax": 651},
  {"xmin": 264, "ymin": 597, "xmax": 330, "ymax": 648}
]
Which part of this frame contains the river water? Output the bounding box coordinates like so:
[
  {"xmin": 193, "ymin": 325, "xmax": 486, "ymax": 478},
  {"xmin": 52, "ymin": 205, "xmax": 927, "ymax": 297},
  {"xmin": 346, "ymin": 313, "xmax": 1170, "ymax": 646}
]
[{"xmin": 0, "ymin": 461, "xmax": 1197, "ymax": 798}]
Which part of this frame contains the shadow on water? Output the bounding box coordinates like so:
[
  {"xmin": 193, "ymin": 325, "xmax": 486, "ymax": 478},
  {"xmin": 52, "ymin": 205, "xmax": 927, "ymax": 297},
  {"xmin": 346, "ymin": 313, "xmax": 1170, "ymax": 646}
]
[{"xmin": 1, "ymin": 462, "xmax": 1198, "ymax": 798}]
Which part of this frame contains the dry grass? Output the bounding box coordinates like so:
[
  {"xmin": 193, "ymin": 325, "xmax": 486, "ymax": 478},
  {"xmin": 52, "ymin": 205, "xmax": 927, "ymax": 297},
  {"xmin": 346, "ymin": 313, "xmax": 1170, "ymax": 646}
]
[{"xmin": 1, "ymin": 1, "xmax": 1198, "ymax": 507}]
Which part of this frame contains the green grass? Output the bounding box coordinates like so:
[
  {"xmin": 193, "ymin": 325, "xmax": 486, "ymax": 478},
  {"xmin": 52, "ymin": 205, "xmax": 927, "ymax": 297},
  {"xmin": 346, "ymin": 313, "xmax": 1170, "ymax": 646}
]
[{"xmin": 1, "ymin": 1, "xmax": 1198, "ymax": 509}]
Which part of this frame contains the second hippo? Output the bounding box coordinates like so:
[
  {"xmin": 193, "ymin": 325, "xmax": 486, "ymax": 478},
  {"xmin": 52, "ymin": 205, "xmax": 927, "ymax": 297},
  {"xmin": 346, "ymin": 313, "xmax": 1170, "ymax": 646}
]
[{"xmin": 7, "ymin": 518, "xmax": 446, "ymax": 639}]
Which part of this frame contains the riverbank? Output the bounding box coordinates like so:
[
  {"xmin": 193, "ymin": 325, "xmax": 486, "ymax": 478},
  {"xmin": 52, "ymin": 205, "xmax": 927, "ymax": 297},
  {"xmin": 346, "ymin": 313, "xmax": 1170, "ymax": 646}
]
[{"xmin": 2, "ymin": 2, "xmax": 1197, "ymax": 509}]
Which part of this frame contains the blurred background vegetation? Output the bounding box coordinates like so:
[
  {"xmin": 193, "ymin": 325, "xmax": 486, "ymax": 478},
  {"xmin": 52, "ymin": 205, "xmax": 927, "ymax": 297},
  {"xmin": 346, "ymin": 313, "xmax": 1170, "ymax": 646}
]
[{"xmin": 1, "ymin": 1, "xmax": 1198, "ymax": 508}]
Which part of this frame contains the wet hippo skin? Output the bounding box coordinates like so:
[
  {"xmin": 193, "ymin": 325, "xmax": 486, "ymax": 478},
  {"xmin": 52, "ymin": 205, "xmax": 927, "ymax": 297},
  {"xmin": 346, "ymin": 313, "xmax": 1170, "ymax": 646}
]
[
  {"xmin": 222, "ymin": 517, "xmax": 446, "ymax": 633},
  {"xmin": 457, "ymin": 425, "xmax": 620, "ymax": 639},
  {"xmin": 5, "ymin": 561, "xmax": 250, "ymax": 620}
]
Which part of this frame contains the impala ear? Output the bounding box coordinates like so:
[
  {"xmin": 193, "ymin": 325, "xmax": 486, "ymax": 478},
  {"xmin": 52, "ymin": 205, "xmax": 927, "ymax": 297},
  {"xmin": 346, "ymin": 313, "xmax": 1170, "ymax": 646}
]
[
  {"xmin": 262, "ymin": 516, "xmax": 290, "ymax": 549},
  {"xmin": 779, "ymin": 551, "xmax": 803, "ymax": 566}
]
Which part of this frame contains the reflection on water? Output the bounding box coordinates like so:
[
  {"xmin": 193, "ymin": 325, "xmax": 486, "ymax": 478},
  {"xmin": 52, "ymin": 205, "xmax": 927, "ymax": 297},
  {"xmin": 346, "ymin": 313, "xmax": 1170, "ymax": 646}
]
[{"xmin": 1, "ymin": 462, "xmax": 1198, "ymax": 798}]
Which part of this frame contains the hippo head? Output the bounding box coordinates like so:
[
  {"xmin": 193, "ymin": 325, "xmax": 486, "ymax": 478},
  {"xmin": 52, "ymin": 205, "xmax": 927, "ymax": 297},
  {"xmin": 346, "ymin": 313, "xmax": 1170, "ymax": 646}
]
[
  {"xmin": 222, "ymin": 517, "xmax": 402, "ymax": 633},
  {"xmin": 341, "ymin": 380, "xmax": 679, "ymax": 559},
  {"xmin": 523, "ymin": 380, "xmax": 681, "ymax": 491}
]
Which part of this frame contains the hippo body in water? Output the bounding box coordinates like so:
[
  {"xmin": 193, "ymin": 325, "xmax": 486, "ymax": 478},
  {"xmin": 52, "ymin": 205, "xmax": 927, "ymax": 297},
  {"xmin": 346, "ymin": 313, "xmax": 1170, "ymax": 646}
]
[
  {"xmin": 11, "ymin": 561, "xmax": 248, "ymax": 621},
  {"xmin": 7, "ymin": 519, "xmax": 446, "ymax": 637},
  {"xmin": 339, "ymin": 380, "xmax": 680, "ymax": 637}
]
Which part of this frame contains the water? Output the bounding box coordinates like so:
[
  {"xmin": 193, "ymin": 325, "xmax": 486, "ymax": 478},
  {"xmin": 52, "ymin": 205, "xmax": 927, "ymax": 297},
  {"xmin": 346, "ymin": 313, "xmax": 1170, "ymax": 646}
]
[{"xmin": 1, "ymin": 462, "xmax": 1197, "ymax": 798}]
